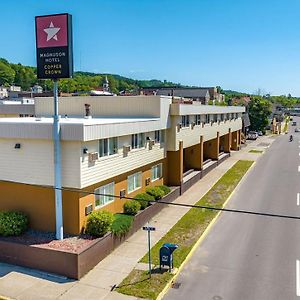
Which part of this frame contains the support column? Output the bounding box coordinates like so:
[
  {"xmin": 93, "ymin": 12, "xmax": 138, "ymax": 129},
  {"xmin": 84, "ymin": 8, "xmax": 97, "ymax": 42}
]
[
  {"xmin": 238, "ymin": 129, "xmax": 242, "ymax": 147},
  {"xmin": 167, "ymin": 140, "xmax": 183, "ymax": 186},
  {"xmin": 224, "ymin": 129, "xmax": 231, "ymax": 153},
  {"xmin": 231, "ymin": 130, "xmax": 239, "ymax": 151}
]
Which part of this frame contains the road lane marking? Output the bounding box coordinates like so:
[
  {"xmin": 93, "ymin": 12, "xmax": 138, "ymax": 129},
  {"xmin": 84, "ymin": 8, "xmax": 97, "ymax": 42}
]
[
  {"xmin": 297, "ymin": 193, "xmax": 300, "ymax": 206},
  {"xmin": 297, "ymin": 260, "xmax": 300, "ymax": 296}
]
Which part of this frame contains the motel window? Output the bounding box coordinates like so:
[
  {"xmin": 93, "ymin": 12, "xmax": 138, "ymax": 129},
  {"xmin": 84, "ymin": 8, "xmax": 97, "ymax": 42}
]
[
  {"xmin": 128, "ymin": 172, "xmax": 142, "ymax": 193},
  {"xmin": 205, "ymin": 114, "xmax": 210, "ymax": 124},
  {"xmin": 195, "ymin": 115, "xmax": 201, "ymax": 125},
  {"xmin": 213, "ymin": 114, "xmax": 218, "ymax": 122},
  {"xmin": 155, "ymin": 130, "xmax": 160, "ymax": 143},
  {"xmin": 227, "ymin": 113, "xmax": 230, "ymax": 120},
  {"xmin": 151, "ymin": 164, "xmax": 163, "ymax": 181},
  {"xmin": 99, "ymin": 137, "xmax": 118, "ymax": 157},
  {"xmin": 221, "ymin": 114, "xmax": 224, "ymax": 121},
  {"xmin": 95, "ymin": 182, "xmax": 115, "ymax": 208},
  {"xmin": 181, "ymin": 115, "xmax": 190, "ymax": 127},
  {"xmin": 131, "ymin": 133, "xmax": 145, "ymax": 149}
]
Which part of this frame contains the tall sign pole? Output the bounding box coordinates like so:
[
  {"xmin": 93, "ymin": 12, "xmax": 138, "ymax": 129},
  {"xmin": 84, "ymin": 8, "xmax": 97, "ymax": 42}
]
[{"xmin": 35, "ymin": 13, "xmax": 73, "ymax": 240}]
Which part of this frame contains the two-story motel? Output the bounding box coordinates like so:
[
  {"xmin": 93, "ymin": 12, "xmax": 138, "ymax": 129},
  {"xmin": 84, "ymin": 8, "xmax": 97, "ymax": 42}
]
[{"xmin": 0, "ymin": 96, "xmax": 244, "ymax": 234}]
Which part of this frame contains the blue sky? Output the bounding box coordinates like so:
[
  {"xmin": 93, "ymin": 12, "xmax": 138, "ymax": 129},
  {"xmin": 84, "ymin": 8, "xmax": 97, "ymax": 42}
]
[{"xmin": 1, "ymin": 0, "xmax": 300, "ymax": 95}]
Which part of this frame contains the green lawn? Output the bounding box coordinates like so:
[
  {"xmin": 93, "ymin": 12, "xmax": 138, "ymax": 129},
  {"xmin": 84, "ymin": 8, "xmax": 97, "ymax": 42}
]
[
  {"xmin": 249, "ymin": 149, "xmax": 263, "ymax": 154},
  {"xmin": 116, "ymin": 160, "xmax": 254, "ymax": 299}
]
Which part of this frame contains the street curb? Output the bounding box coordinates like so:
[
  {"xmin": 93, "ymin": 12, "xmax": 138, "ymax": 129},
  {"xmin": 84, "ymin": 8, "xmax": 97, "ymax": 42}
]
[{"xmin": 156, "ymin": 160, "xmax": 257, "ymax": 300}]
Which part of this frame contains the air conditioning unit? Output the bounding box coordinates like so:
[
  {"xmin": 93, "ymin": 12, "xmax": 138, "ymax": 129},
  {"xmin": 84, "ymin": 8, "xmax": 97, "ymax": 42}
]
[
  {"xmin": 123, "ymin": 145, "xmax": 131, "ymax": 153},
  {"xmin": 85, "ymin": 204, "xmax": 93, "ymax": 216},
  {"xmin": 145, "ymin": 177, "xmax": 151, "ymax": 186},
  {"xmin": 88, "ymin": 152, "xmax": 99, "ymax": 162},
  {"xmin": 149, "ymin": 140, "xmax": 155, "ymax": 150},
  {"xmin": 120, "ymin": 189, "xmax": 126, "ymax": 198}
]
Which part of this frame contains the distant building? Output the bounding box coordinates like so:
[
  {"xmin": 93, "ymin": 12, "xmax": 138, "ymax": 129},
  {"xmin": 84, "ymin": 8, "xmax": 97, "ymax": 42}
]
[
  {"xmin": 90, "ymin": 76, "xmax": 116, "ymax": 96},
  {"xmin": 32, "ymin": 85, "xmax": 43, "ymax": 94},
  {"xmin": 0, "ymin": 87, "xmax": 8, "ymax": 99},
  {"xmin": 139, "ymin": 86, "xmax": 225, "ymax": 104}
]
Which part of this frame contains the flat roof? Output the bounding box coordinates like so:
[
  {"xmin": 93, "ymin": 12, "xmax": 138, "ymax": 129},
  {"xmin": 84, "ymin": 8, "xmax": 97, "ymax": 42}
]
[{"xmin": 0, "ymin": 116, "xmax": 159, "ymax": 125}]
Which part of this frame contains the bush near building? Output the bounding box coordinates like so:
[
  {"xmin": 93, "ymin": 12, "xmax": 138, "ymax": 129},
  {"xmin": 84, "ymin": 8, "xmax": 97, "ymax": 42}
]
[
  {"xmin": 85, "ymin": 210, "xmax": 113, "ymax": 237},
  {"xmin": 134, "ymin": 193, "xmax": 155, "ymax": 209},
  {"xmin": 146, "ymin": 186, "xmax": 165, "ymax": 200},
  {"xmin": 157, "ymin": 185, "xmax": 171, "ymax": 195},
  {"xmin": 111, "ymin": 214, "xmax": 134, "ymax": 237},
  {"xmin": 0, "ymin": 211, "xmax": 28, "ymax": 236},
  {"xmin": 123, "ymin": 200, "xmax": 141, "ymax": 215}
]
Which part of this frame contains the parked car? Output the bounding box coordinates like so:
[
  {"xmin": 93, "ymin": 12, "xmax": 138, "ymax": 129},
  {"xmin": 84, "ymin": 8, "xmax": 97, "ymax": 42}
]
[
  {"xmin": 257, "ymin": 131, "xmax": 263, "ymax": 136},
  {"xmin": 248, "ymin": 131, "xmax": 258, "ymax": 140},
  {"xmin": 292, "ymin": 121, "xmax": 297, "ymax": 126},
  {"xmin": 295, "ymin": 128, "xmax": 300, "ymax": 132}
]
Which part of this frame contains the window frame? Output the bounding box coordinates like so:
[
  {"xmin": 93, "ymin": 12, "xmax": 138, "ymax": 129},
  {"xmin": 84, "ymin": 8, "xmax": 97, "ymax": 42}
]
[
  {"xmin": 99, "ymin": 137, "xmax": 118, "ymax": 158},
  {"xmin": 131, "ymin": 133, "xmax": 146, "ymax": 149},
  {"xmin": 95, "ymin": 182, "xmax": 115, "ymax": 208},
  {"xmin": 151, "ymin": 163, "xmax": 163, "ymax": 182},
  {"xmin": 127, "ymin": 171, "xmax": 142, "ymax": 193}
]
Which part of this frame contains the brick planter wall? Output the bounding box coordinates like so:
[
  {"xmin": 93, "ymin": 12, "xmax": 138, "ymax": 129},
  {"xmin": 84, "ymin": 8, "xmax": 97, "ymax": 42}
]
[{"xmin": 0, "ymin": 187, "xmax": 180, "ymax": 280}]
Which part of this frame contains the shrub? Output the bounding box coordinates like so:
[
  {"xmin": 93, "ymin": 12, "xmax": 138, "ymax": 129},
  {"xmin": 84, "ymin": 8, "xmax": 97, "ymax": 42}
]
[
  {"xmin": 85, "ymin": 210, "xmax": 113, "ymax": 237},
  {"xmin": 0, "ymin": 211, "xmax": 28, "ymax": 236},
  {"xmin": 111, "ymin": 214, "xmax": 134, "ymax": 236},
  {"xmin": 158, "ymin": 185, "xmax": 171, "ymax": 196},
  {"xmin": 146, "ymin": 186, "xmax": 165, "ymax": 200},
  {"xmin": 134, "ymin": 193, "xmax": 155, "ymax": 209},
  {"xmin": 123, "ymin": 200, "xmax": 141, "ymax": 215}
]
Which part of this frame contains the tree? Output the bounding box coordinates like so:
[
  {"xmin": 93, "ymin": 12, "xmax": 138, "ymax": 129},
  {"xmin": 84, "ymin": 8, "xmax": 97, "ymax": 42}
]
[
  {"xmin": 248, "ymin": 97, "xmax": 272, "ymax": 131},
  {"xmin": 0, "ymin": 60, "xmax": 15, "ymax": 86}
]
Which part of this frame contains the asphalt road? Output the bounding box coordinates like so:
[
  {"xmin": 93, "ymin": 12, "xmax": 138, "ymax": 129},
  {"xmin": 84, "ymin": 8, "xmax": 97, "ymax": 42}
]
[{"xmin": 164, "ymin": 119, "xmax": 300, "ymax": 300}]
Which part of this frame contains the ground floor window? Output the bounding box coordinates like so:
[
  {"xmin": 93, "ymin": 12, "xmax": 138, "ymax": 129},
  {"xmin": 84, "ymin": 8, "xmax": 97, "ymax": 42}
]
[
  {"xmin": 95, "ymin": 182, "xmax": 115, "ymax": 208},
  {"xmin": 151, "ymin": 163, "xmax": 162, "ymax": 181},
  {"xmin": 128, "ymin": 172, "xmax": 142, "ymax": 193}
]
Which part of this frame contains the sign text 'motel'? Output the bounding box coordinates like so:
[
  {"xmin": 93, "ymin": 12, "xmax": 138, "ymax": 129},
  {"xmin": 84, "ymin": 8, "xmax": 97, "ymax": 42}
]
[{"xmin": 35, "ymin": 13, "xmax": 73, "ymax": 79}]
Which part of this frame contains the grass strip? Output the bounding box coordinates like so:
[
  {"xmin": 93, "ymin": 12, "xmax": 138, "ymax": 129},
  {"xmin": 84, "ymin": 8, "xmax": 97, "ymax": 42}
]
[
  {"xmin": 116, "ymin": 160, "xmax": 254, "ymax": 299},
  {"xmin": 249, "ymin": 149, "xmax": 263, "ymax": 153}
]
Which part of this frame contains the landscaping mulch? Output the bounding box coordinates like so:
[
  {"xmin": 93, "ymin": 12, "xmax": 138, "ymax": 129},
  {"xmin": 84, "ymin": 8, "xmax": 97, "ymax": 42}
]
[{"xmin": 0, "ymin": 229, "xmax": 96, "ymax": 253}]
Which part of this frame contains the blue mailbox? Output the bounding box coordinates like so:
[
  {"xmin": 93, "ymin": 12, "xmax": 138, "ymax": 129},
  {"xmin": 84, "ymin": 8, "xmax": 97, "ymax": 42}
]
[{"xmin": 159, "ymin": 243, "xmax": 178, "ymax": 271}]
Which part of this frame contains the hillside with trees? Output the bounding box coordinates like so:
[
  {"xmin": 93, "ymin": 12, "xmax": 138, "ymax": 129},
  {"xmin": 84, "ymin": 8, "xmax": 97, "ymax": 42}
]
[{"xmin": 0, "ymin": 58, "xmax": 182, "ymax": 94}]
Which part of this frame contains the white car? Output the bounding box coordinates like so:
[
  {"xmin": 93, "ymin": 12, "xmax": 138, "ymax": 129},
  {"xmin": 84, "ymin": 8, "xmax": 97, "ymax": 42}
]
[{"xmin": 248, "ymin": 131, "xmax": 258, "ymax": 140}]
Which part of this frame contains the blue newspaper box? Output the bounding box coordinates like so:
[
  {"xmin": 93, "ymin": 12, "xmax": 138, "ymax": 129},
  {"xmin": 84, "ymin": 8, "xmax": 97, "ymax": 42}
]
[{"xmin": 159, "ymin": 243, "xmax": 178, "ymax": 271}]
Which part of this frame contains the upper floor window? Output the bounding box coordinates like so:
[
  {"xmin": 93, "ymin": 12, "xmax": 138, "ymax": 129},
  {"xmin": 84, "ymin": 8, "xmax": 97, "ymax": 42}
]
[
  {"xmin": 181, "ymin": 115, "xmax": 190, "ymax": 127},
  {"xmin": 95, "ymin": 182, "xmax": 115, "ymax": 208},
  {"xmin": 131, "ymin": 133, "xmax": 145, "ymax": 149},
  {"xmin": 213, "ymin": 114, "xmax": 218, "ymax": 122},
  {"xmin": 155, "ymin": 130, "xmax": 160, "ymax": 143},
  {"xmin": 99, "ymin": 137, "xmax": 118, "ymax": 157},
  {"xmin": 221, "ymin": 114, "xmax": 224, "ymax": 121},
  {"xmin": 205, "ymin": 114, "xmax": 210, "ymax": 124},
  {"xmin": 195, "ymin": 115, "xmax": 201, "ymax": 125}
]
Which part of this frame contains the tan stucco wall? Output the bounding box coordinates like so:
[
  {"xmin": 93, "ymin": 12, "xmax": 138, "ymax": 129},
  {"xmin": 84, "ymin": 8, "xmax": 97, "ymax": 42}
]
[
  {"xmin": 203, "ymin": 132, "xmax": 219, "ymax": 160},
  {"xmin": 183, "ymin": 136, "xmax": 203, "ymax": 171}
]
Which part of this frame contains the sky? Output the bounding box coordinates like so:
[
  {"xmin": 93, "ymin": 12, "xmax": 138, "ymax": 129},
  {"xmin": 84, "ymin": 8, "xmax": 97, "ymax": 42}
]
[{"xmin": 1, "ymin": 0, "xmax": 300, "ymax": 96}]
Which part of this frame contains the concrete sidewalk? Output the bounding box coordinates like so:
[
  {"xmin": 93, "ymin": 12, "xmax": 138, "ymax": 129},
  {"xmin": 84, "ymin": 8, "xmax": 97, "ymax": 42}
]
[{"xmin": 0, "ymin": 135, "xmax": 277, "ymax": 300}]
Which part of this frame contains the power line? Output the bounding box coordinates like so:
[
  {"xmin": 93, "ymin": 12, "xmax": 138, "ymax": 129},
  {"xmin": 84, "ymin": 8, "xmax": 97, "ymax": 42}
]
[
  {"xmin": 2, "ymin": 179, "xmax": 300, "ymax": 221},
  {"xmin": 57, "ymin": 187, "xmax": 300, "ymax": 221}
]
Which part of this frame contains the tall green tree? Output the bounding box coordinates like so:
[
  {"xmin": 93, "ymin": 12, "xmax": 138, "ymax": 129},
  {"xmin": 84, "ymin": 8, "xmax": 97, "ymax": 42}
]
[
  {"xmin": 248, "ymin": 97, "xmax": 272, "ymax": 131},
  {"xmin": 0, "ymin": 60, "xmax": 15, "ymax": 86}
]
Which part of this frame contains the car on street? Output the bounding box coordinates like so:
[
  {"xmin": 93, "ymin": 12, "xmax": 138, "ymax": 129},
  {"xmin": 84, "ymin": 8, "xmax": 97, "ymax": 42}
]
[
  {"xmin": 292, "ymin": 121, "xmax": 297, "ymax": 126},
  {"xmin": 295, "ymin": 128, "xmax": 300, "ymax": 132},
  {"xmin": 247, "ymin": 131, "xmax": 258, "ymax": 140}
]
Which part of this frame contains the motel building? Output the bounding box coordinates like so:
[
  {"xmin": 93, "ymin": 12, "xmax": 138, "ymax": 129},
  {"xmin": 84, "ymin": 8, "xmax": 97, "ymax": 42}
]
[{"xmin": 0, "ymin": 96, "xmax": 244, "ymax": 235}]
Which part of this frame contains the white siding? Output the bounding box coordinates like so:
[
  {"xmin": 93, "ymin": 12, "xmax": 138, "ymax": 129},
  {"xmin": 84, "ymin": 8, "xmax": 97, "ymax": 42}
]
[
  {"xmin": 168, "ymin": 116, "xmax": 243, "ymax": 151},
  {"xmin": 0, "ymin": 139, "xmax": 81, "ymax": 188},
  {"xmin": 80, "ymin": 132, "xmax": 166, "ymax": 188}
]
